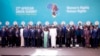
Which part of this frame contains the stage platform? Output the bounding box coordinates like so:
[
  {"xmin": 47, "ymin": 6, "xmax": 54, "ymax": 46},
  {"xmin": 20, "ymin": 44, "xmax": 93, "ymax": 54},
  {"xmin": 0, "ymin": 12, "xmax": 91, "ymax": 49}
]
[{"xmin": 0, "ymin": 47, "xmax": 100, "ymax": 56}]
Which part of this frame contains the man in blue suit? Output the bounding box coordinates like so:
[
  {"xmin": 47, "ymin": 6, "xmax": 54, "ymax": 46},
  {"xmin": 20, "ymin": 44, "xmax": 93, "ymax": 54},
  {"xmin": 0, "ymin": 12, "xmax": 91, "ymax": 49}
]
[
  {"xmin": 61, "ymin": 24, "xmax": 66, "ymax": 45},
  {"xmin": 23, "ymin": 27, "xmax": 30, "ymax": 47},
  {"xmin": 91, "ymin": 26, "xmax": 98, "ymax": 48},
  {"xmin": 75, "ymin": 26, "xmax": 83, "ymax": 47},
  {"xmin": 29, "ymin": 26, "xmax": 36, "ymax": 47}
]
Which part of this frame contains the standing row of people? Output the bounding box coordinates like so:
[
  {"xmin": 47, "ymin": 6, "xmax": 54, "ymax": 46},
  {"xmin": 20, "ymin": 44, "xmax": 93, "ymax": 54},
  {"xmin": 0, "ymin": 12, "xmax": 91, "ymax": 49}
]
[{"xmin": 0, "ymin": 24, "xmax": 100, "ymax": 48}]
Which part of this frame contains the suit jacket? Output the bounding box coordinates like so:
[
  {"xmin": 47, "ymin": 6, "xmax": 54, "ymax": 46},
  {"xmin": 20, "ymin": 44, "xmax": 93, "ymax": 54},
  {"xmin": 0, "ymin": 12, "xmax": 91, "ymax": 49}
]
[
  {"xmin": 57, "ymin": 27, "xmax": 62, "ymax": 37},
  {"xmin": 8, "ymin": 29, "xmax": 13, "ymax": 37},
  {"xmin": 65, "ymin": 29, "xmax": 71, "ymax": 38},
  {"xmin": 70, "ymin": 29, "xmax": 75, "ymax": 38},
  {"xmin": 1, "ymin": 30, "xmax": 6, "ymax": 38},
  {"xmin": 36, "ymin": 28, "xmax": 43, "ymax": 38},
  {"xmin": 97, "ymin": 28, "xmax": 100, "ymax": 38},
  {"xmin": 23, "ymin": 29, "xmax": 29, "ymax": 38},
  {"xmin": 91, "ymin": 29, "xmax": 98, "ymax": 38},
  {"xmin": 15, "ymin": 30, "xmax": 20, "ymax": 38},
  {"xmin": 75, "ymin": 29, "xmax": 83, "ymax": 36},
  {"xmin": 29, "ymin": 29, "xmax": 36, "ymax": 38},
  {"xmin": 0, "ymin": 29, "xmax": 1, "ymax": 37},
  {"xmin": 61, "ymin": 26, "xmax": 66, "ymax": 37}
]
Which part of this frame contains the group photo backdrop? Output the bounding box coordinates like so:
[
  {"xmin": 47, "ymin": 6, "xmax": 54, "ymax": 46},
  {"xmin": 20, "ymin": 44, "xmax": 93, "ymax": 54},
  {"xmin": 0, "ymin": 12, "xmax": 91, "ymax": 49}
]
[{"xmin": 0, "ymin": 0, "xmax": 100, "ymax": 26}]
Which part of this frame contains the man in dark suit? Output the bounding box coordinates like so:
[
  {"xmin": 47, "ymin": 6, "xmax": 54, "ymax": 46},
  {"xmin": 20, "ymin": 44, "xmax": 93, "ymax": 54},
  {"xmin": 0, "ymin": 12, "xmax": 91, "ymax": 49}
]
[
  {"xmin": 97, "ymin": 27, "xmax": 100, "ymax": 47},
  {"xmin": 15, "ymin": 27, "xmax": 20, "ymax": 47},
  {"xmin": 5, "ymin": 26, "xmax": 9, "ymax": 47},
  {"xmin": 97, "ymin": 26, "xmax": 100, "ymax": 46},
  {"xmin": 11, "ymin": 25, "xmax": 18, "ymax": 47},
  {"xmin": 70, "ymin": 26, "xmax": 76, "ymax": 47},
  {"xmin": 57, "ymin": 25, "xmax": 62, "ymax": 47},
  {"xmin": 1, "ymin": 27, "xmax": 7, "ymax": 47},
  {"xmin": 0, "ymin": 28, "xmax": 1, "ymax": 46},
  {"xmin": 8, "ymin": 27, "xmax": 14, "ymax": 47},
  {"xmin": 65, "ymin": 25, "xmax": 71, "ymax": 47},
  {"xmin": 36, "ymin": 26, "xmax": 43, "ymax": 47}
]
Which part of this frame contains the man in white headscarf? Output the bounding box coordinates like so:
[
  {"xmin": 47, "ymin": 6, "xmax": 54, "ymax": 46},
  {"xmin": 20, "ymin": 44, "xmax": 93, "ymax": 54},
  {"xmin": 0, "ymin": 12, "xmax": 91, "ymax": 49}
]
[
  {"xmin": 49, "ymin": 25, "xmax": 57, "ymax": 48},
  {"xmin": 20, "ymin": 26, "xmax": 24, "ymax": 47}
]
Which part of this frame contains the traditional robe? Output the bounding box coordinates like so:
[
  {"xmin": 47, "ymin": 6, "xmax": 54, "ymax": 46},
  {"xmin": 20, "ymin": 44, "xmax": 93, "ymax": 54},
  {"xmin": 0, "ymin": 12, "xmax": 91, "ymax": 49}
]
[
  {"xmin": 83, "ymin": 29, "xmax": 90, "ymax": 47},
  {"xmin": 43, "ymin": 31, "xmax": 49, "ymax": 48},
  {"xmin": 20, "ymin": 28, "xmax": 24, "ymax": 47},
  {"xmin": 49, "ymin": 28, "xmax": 57, "ymax": 47}
]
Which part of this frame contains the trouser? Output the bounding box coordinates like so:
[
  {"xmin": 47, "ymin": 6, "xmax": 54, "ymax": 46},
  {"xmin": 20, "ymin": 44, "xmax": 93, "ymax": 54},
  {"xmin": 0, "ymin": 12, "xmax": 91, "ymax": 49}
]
[
  {"xmin": 8, "ymin": 36, "xmax": 13, "ymax": 47},
  {"xmin": 48, "ymin": 37, "xmax": 51, "ymax": 47},
  {"xmin": 98, "ymin": 36, "xmax": 100, "ymax": 46},
  {"xmin": 56, "ymin": 36, "xmax": 59, "ymax": 45},
  {"xmin": 90, "ymin": 37, "xmax": 93, "ymax": 47},
  {"xmin": 36, "ymin": 37, "xmax": 42, "ymax": 47},
  {"xmin": 24, "ymin": 37, "xmax": 29, "ymax": 47},
  {"xmin": 1, "ymin": 37, "xmax": 6, "ymax": 47},
  {"xmin": 62, "ymin": 36, "xmax": 65, "ymax": 45},
  {"xmin": 16, "ymin": 37, "xmax": 20, "ymax": 47},
  {"xmin": 77, "ymin": 35, "xmax": 82, "ymax": 46},
  {"xmin": 98, "ymin": 38, "xmax": 100, "ymax": 46},
  {"xmin": 59, "ymin": 37, "xmax": 62, "ymax": 47},
  {"xmin": 35, "ymin": 38, "xmax": 37, "ymax": 47},
  {"xmin": 81, "ymin": 37, "xmax": 85, "ymax": 47},
  {"xmin": 92, "ymin": 38, "xmax": 98, "ymax": 48},
  {"xmin": 6, "ymin": 36, "xmax": 9, "ymax": 46},
  {"xmin": 66, "ymin": 38, "xmax": 71, "ymax": 47},
  {"xmin": 98, "ymin": 35, "xmax": 100, "ymax": 46},
  {"xmin": 12, "ymin": 36, "xmax": 17, "ymax": 47},
  {"xmin": 29, "ymin": 38, "xmax": 35, "ymax": 47},
  {"xmin": 71, "ymin": 37, "xmax": 76, "ymax": 47},
  {"xmin": 28, "ymin": 38, "xmax": 31, "ymax": 46}
]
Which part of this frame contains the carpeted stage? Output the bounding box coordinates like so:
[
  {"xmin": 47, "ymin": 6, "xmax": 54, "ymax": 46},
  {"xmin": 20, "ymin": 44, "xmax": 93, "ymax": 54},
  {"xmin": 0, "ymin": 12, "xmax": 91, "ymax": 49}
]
[{"xmin": 0, "ymin": 47, "xmax": 100, "ymax": 56}]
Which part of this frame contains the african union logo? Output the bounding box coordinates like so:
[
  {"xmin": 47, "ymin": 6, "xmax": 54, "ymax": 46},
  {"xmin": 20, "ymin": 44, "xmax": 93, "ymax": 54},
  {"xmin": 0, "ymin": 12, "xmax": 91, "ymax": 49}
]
[{"xmin": 47, "ymin": 3, "xmax": 58, "ymax": 18}]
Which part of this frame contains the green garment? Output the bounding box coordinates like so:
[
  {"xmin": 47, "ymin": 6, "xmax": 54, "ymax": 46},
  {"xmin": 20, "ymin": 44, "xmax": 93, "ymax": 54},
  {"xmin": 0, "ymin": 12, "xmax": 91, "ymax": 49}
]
[{"xmin": 44, "ymin": 31, "xmax": 48, "ymax": 48}]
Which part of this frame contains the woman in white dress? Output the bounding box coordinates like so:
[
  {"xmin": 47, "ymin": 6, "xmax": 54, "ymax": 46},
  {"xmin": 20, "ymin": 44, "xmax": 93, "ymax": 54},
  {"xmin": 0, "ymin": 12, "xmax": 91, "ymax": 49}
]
[{"xmin": 20, "ymin": 27, "xmax": 24, "ymax": 47}]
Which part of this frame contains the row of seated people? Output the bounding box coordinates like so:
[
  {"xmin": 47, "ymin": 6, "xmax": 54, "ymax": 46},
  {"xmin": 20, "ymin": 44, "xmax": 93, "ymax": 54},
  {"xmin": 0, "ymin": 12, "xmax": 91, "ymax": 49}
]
[{"xmin": 0, "ymin": 23, "xmax": 100, "ymax": 48}]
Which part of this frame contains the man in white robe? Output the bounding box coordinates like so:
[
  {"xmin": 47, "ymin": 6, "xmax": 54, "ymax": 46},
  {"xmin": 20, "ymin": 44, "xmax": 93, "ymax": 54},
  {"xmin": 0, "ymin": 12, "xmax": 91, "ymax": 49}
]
[
  {"xmin": 20, "ymin": 27, "xmax": 24, "ymax": 47},
  {"xmin": 49, "ymin": 26, "xmax": 57, "ymax": 47}
]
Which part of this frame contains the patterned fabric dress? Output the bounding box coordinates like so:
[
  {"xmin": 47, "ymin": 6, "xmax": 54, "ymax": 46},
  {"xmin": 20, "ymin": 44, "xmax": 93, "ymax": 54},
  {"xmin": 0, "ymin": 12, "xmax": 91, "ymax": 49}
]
[{"xmin": 84, "ymin": 29, "xmax": 90, "ymax": 47}]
